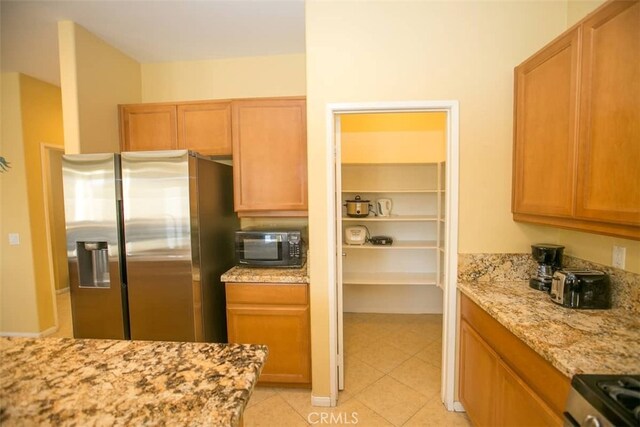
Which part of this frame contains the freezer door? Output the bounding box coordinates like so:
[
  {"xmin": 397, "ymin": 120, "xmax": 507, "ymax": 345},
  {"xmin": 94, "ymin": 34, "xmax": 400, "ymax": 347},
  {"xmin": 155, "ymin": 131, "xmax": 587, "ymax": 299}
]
[
  {"xmin": 121, "ymin": 150, "xmax": 196, "ymax": 341},
  {"xmin": 62, "ymin": 153, "xmax": 128, "ymax": 339}
]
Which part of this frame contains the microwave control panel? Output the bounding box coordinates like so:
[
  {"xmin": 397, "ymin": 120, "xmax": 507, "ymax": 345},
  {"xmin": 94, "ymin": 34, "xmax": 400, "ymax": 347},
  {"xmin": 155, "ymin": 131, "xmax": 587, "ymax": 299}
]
[{"xmin": 289, "ymin": 235, "xmax": 302, "ymax": 259}]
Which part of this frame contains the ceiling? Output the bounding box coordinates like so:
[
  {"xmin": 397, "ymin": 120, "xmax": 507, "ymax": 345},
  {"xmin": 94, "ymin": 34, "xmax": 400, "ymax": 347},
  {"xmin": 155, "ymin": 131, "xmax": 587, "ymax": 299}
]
[{"xmin": 0, "ymin": 0, "xmax": 306, "ymax": 86}]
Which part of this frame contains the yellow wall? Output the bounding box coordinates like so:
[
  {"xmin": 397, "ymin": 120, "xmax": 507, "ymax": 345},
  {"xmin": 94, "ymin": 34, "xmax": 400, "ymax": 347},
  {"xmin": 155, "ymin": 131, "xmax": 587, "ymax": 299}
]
[
  {"xmin": 141, "ymin": 53, "xmax": 307, "ymax": 231},
  {"xmin": 567, "ymin": 0, "xmax": 607, "ymax": 26},
  {"xmin": 341, "ymin": 112, "xmax": 446, "ymax": 163},
  {"xmin": 58, "ymin": 21, "xmax": 141, "ymax": 154},
  {"xmin": 1, "ymin": 73, "xmax": 64, "ymax": 334},
  {"xmin": 305, "ymin": 0, "xmax": 569, "ymax": 398},
  {"xmin": 141, "ymin": 54, "xmax": 306, "ymax": 102},
  {"xmin": 20, "ymin": 74, "xmax": 65, "ymax": 330},
  {"xmin": 1, "ymin": 73, "xmax": 39, "ymax": 333}
]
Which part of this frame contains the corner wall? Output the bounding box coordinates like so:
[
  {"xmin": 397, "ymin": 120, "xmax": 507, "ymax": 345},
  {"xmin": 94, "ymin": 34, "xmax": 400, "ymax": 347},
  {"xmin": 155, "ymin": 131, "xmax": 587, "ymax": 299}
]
[
  {"xmin": 305, "ymin": 0, "xmax": 569, "ymax": 399},
  {"xmin": 0, "ymin": 73, "xmax": 39, "ymax": 334},
  {"xmin": 1, "ymin": 73, "xmax": 64, "ymax": 334},
  {"xmin": 58, "ymin": 21, "xmax": 142, "ymax": 154}
]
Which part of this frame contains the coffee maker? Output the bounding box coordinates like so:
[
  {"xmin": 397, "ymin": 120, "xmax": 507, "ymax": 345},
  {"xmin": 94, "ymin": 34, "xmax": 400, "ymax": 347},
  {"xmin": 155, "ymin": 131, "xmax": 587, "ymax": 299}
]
[{"xmin": 529, "ymin": 243, "xmax": 564, "ymax": 291}]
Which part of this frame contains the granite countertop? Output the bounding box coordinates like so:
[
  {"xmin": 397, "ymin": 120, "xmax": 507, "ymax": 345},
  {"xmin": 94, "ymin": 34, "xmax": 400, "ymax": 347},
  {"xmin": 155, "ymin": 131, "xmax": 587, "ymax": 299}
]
[
  {"xmin": 0, "ymin": 337, "xmax": 267, "ymax": 426},
  {"xmin": 458, "ymin": 280, "xmax": 640, "ymax": 378},
  {"xmin": 221, "ymin": 260, "xmax": 309, "ymax": 284}
]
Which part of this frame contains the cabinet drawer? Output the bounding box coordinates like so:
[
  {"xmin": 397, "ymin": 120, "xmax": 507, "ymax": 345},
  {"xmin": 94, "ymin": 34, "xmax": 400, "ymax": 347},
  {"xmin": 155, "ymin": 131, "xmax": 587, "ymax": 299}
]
[{"xmin": 225, "ymin": 283, "xmax": 308, "ymax": 305}]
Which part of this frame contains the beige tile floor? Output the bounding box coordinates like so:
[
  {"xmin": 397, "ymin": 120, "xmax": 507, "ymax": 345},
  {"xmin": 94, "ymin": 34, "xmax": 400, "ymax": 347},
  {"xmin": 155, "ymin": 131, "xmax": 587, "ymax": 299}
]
[
  {"xmin": 51, "ymin": 294, "xmax": 469, "ymax": 426},
  {"xmin": 243, "ymin": 313, "xmax": 471, "ymax": 427}
]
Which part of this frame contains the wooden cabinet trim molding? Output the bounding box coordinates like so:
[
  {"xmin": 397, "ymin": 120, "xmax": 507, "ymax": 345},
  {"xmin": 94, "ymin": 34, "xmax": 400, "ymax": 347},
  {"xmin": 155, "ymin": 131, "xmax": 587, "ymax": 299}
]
[
  {"xmin": 514, "ymin": 212, "xmax": 640, "ymax": 240},
  {"xmin": 460, "ymin": 294, "xmax": 571, "ymax": 418}
]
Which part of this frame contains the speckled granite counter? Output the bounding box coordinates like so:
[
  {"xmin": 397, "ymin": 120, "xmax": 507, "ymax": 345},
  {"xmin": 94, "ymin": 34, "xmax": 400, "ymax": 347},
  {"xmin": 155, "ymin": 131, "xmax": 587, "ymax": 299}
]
[
  {"xmin": 221, "ymin": 261, "xmax": 309, "ymax": 284},
  {"xmin": 457, "ymin": 256, "xmax": 640, "ymax": 378},
  {"xmin": 0, "ymin": 337, "xmax": 267, "ymax": 426}
]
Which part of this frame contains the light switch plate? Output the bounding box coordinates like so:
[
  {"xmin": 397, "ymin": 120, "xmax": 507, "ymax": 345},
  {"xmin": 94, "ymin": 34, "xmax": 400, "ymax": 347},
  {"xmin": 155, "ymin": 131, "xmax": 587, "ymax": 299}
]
[
  {"xmin": 612, "ymin": 246, "xmax": 626, "ymax": 269},
  {"xmin": 8, "ymin": 233, "xmax": 20, "ymax": 246}
]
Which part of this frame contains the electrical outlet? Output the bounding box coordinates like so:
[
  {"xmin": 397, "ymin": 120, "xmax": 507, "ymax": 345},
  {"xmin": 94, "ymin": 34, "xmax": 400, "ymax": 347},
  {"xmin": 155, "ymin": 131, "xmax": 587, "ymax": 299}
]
[
  {"xmin": 8, "ymin": 233, "xmax": 20, "ymax": 246},
  {"xmin": 612, "ymin": 246, "xmax": 626, "ymax": 269}
]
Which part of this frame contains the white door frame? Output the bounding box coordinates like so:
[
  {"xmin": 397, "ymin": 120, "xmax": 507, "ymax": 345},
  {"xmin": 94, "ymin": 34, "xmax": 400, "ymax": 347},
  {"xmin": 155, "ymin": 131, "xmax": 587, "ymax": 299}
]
[{"xmin": 325, "ymin": 100, "xmax": 460, "ymax": 410}]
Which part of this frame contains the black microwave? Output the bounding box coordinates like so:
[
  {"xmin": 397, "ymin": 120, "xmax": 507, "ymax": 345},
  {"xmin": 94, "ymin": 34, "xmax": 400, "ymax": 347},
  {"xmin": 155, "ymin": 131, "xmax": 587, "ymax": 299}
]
[{"xmin": 235, "ymin": 228, "xmax": 306, "ymax": 267}]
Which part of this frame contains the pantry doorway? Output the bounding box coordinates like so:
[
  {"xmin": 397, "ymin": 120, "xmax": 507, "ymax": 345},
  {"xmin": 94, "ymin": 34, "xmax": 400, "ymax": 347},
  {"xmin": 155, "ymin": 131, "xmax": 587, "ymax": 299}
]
[{"xmin": 326, "ymin": 101, "xmax": 460, "ymax": 411}]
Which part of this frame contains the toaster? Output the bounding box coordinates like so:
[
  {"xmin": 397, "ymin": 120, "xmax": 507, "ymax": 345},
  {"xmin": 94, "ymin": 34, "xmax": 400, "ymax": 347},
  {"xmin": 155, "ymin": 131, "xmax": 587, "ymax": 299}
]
[
  {"xmin": 550, "ymin": 269, "xmax": 611, "ymax": 309},
  {"xmin": 344, "ymin": 226, "xmax": 368, "ymax": 245}
]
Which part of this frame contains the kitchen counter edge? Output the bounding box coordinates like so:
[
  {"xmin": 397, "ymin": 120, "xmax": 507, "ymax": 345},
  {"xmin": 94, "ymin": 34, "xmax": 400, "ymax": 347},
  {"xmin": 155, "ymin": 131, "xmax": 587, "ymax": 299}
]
[
  {"xmin": 457, "ymin": 280, "xmax": 640, "ymax": 378},
  {"xmin": 221, "ymin": 263, "xmax": 310, "ymax": 284}
]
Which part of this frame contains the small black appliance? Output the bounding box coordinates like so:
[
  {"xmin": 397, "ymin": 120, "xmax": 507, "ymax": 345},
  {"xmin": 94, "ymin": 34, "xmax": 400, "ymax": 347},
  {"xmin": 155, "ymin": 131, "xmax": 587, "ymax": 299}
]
[
  {"xmin": 529, "ymin": 243, "xmax": 564, "ymax": 292},
  {"xmin": 550, "ymin": 269, "xmax": 611, "ymax": 309}
]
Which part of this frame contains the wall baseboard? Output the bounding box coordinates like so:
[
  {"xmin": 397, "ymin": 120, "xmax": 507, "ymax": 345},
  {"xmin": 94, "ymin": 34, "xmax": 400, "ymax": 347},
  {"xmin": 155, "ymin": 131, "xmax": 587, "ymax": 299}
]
[
  {"xmin": 311, "ymin": 395, "xmax": 332, "ymax": 407},
  {"xmin": 1, "ymin": 325, "xmax": 58, "ymax": 338},
  {"xmin": 453, "ymin": 401, "xmax": 465, "ymax": 412}
]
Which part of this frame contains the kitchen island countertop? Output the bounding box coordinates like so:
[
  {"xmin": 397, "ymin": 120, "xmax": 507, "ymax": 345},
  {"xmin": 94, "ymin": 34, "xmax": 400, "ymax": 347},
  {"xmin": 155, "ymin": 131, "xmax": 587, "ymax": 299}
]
[
  {"xmin": 458, "ymin": 280, "xmax": 640, "ymax": 378},
  {"xmin": 0, "ymin": 337, "xmax": 267, "ymax": 426}
]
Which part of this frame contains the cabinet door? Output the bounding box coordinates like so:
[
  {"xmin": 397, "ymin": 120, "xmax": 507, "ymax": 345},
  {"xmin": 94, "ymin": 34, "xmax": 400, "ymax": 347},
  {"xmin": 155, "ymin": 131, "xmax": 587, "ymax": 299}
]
[
  {"xmin": 177, "ymin": 102, "xmax": 232, "ymax": 156},
  {"xmin": 226, "ymin": 303, "xmax": 311, "ymax": 385},
  {"xmin": 512, "ymin": 28, "xmax": 581, "ymax": 217},
  {"xmin": 459, "ymin": 320, "xmax": 498, "ymax": 427},
  {"xmin": 120, "ymin": 104, "xmax": 177, "ymax": 151},
  {"xmin": 575, "ymin": 0, "xmax": 640, "ymax": 226},
  {"xmin": 497, "ymin": 359, "xmax": 562, "ymax": 427},
  {"xmin": 232, "ymin": 99, "xmax": 308, "ymax": 213}
]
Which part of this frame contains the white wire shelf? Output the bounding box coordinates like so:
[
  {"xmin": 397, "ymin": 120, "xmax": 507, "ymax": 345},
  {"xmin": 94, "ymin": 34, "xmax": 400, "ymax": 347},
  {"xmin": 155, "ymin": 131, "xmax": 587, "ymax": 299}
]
[
  {"xmin": 342, "ymin": 240, "xmax": 438, "ymax": 249},
  {"xmin": 342, "ymin": 272, "xmax": 438, "ymax": 286}
]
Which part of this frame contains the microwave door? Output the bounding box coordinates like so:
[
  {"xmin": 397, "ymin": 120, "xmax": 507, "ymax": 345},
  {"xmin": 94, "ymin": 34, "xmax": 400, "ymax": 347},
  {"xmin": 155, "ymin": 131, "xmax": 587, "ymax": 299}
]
[{"xmin": 245, "ymin": 236, "xmax": 281, "ymax": 261}]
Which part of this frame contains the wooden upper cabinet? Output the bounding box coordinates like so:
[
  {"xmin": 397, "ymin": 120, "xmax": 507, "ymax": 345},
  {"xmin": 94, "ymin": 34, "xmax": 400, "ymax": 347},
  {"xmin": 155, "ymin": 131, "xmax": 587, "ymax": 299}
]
[
  {"xmin": 512, "ymin": 0, "xmax": 640, "ymax": 239},
  {"xmin": 575, "ymin": 0, "xmax": 640, "ymax": 226},
  {"xmin": 513, "ymin": 27, "xmax": 581, "ymax": 218},
  {"xmin": 120, "ymin": 104, "xmax": 178, "ymax": 151},
  {"xmin": 232, "ymin": 98, "xmax": 308, "ymax": 214},
  {"xmin": 177, "ymin": 102, "xmax": 232, "ymax": 156},
  {"xmin": 120, "ymin": 101, "xmax": 232, "ymax": 156}
]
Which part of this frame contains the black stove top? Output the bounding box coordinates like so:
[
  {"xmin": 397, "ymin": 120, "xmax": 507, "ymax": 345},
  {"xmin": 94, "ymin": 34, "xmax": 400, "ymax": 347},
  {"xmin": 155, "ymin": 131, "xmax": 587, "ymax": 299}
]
[{"xmin": 572, "ymin": 374, "xmax": 640, "ymax": 426}]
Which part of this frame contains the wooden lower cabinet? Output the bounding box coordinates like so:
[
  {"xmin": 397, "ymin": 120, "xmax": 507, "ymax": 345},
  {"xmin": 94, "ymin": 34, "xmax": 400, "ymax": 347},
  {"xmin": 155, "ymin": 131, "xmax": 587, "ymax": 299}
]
[
  {"xmin": 498, "ymin": 359, "xmax": 559, "ymax": 427},
  {"xmin": 459, "ymin": 294, "xmax": 570, "ymax": 427},
  {"xmin": 459, "ymin": 321, "xmax": 498, "ymax": 427},
  {"xmin": 225, "ymin": 283, "xmax": 311, "ymax": 386}
]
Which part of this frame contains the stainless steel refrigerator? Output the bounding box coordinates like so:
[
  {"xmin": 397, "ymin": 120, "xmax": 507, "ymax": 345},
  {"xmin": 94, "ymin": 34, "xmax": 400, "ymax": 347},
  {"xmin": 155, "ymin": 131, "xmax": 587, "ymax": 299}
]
[{"xmin": 62, "ymin": 150, "xmax": 238, "ymax": 342}]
